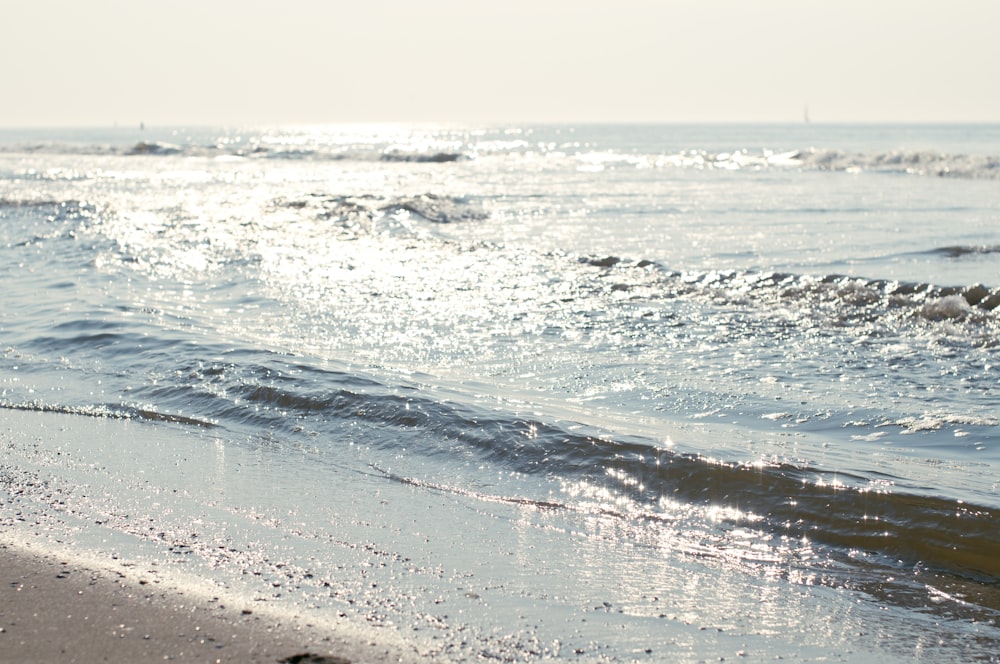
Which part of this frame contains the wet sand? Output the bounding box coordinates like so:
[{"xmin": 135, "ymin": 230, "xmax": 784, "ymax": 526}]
[{"xmin": 0, "ymin": 541, "xmax": 409, "ymax": 663}]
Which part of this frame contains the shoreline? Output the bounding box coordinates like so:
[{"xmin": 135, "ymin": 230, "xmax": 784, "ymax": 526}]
[
  {"xmin": 4, "ymin": 404, "xmax": 999, "ymax": 662},
  {"xmin": 0, "ymin": 405, "xmax": 420, "ymax": 662},
  {"xmin": 0, "ymin": 538, "xmax": 411, "ymax": 663}
]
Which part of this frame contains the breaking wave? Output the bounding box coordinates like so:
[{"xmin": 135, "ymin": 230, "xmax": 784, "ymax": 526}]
[
  {"xmin": 126, "ymin": 140, "xmax": 183, "ymax": 156},
  {"xmin": 796, "ymin": 148, "xmax": 1000, "ymax": 179},
  {"xmin": 649, "ymin": 148, "xmax": 1000, "ymax": 179},
  {"xmin": 582, "ymin": 255, "xmax": 1000, "ymax": 316},
  {"xmin": 275, "ymin": 192, "xmax": 490, "ymax": 225}
]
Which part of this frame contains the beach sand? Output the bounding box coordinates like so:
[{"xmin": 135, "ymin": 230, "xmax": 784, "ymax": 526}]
[
  {"xmin": 0, "ymin": 541, "xmax": 409, "ymax": 663},
  {"xmin": 0, "ymin": 408, "xmax": 423, "ymax": 664}
]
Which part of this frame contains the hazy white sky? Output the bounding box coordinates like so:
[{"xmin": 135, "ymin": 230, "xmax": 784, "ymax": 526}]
[{"xmin": 3, "ymin": 0, "xmax": 998, "ymax": 127}]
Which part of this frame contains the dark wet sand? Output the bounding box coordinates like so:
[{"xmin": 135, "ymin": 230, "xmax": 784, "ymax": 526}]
[{"xmin": 0, "ymin": 542, "xmax": 409, "ymax": 663}]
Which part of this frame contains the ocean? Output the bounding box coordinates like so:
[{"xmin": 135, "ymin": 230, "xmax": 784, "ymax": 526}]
[{"xmin": 2, "ymin": 123, "xmax": 999, "ymax": 661}]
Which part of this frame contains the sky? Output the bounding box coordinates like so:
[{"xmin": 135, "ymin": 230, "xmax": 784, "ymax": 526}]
[{"xmin": 3, "ymin": 0, "xmax": 998, "ymax": 127}]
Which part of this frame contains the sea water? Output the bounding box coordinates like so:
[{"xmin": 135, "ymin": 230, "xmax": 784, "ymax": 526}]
[{"xmin": 1, "ymin": 124, "xmax": 999, "ymax": 661}]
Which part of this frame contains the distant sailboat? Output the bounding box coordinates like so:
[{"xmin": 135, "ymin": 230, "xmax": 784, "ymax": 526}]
[{"xmin": 803, "ymin": 105, "xmax": 811, "ymax": 124}]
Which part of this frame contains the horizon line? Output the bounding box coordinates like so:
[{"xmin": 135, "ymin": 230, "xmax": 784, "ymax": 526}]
[{"xmin": 2, "ymin": 119, "xmax": 999, "ymax": 131}]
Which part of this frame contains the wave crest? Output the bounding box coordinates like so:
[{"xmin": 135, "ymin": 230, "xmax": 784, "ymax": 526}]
[
  {"xmin": 126, "ymin": 141, "xmax": 183, "ymax": 156},
  {"xmin": 930, "ymin": 245, "xmax": 1000, "ymax": 258},
  {"xmin": 646, "ymin": 148, "xmax": 1000, "ymax": 180},
  {"xmin": 276, "ymin": 192, "xmax": 489, "ymax": 226},
  {"xmin": 795, "ymin": 148, "xmax": 1000, "ymax": 179}
]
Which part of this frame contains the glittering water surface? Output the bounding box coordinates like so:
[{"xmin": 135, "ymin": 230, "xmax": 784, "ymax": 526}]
[{"xmin": 2, "ymin": 124, "xmax": 999, "ymax": 661}]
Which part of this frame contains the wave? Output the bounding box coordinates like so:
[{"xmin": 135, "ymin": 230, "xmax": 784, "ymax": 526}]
[
  {"xmin": 928, "ymin": 244, "xmax": 1000, "ymax": 258},
  {"xmin": 276, "ymin": 192, "xmax": 490, "ymax": 225},
  {"xmin": 582, "ymin": 255, "xmax": 1000, "ymax": 314},
  {"xmin": 390, "ymin": 193, "xmax": 489, "ymax": 223},
  {"xmin": 242, "ymin": 146, "xmax": 468, "ymax": 163},
  {"xmin": 14, "ymin": 355, "xmax": 994, "ymax": 597},
  {"xmin": 560, "ymin": 257, "xmax": 1000, "ymax": 360},
  {"xmin": 77, "ymin": 347, "xmax": 1000, "ymax": 580},
  {"xmin": 125, "ymin": 140, "xmax": 183, "ymax": 156},
  {"xmin": 0, "ymin": 401, "xmax": 216, "ymax": 428},
  {"xmin": 209, "ymin": 366, "xmax": 1000, "ymax": 616},
  {"xmin": 795, "ymin": 148, "xmax": 1000, "ymax": 179},
  {"xmin": 563, "ymin": 147, "xmax": 1000, "ymax": 180},
  {"xmin": 379, "ymin": 150, "xmax": 465, "ymax": 163}
]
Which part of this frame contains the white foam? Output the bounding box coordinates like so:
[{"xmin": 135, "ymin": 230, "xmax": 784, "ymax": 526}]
[
  {"xmin": 896, "ymin": 411, "xmax": 999, "ymax": 433},
  {"xmin": 921, "ymin": 295, "xmax": 972, "ymax": 321}
]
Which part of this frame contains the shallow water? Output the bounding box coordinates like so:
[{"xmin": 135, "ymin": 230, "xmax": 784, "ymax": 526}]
[{"xmin": 2, "ymin": 124, "xmax": 999, "ymax": 661}]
